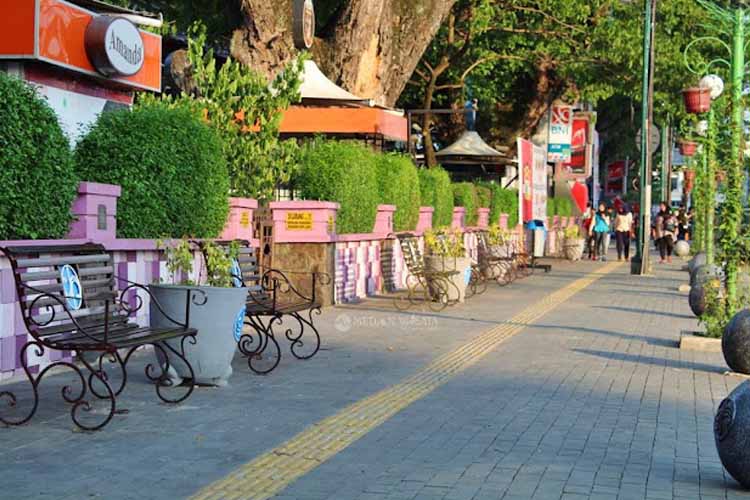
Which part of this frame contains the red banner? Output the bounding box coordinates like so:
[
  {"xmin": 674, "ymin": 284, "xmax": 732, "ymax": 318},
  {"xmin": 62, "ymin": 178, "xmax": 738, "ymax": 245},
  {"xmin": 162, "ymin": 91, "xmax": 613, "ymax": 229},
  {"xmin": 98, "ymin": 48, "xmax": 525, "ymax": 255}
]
[
  {"xmin": 518, "ymin": 138, "xmax": 534, "ymax": 223},
  {"xmin": 564, "ymin": 118, "xmax": 588, "ymax": 175}
]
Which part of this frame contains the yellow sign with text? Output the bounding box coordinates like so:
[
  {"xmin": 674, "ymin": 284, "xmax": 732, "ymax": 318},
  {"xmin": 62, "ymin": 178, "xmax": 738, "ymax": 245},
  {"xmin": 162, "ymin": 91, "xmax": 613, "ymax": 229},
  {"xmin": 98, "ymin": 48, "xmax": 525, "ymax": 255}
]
[
  {"xmin": 286, "ymin": 212, "xmax": 314, "ymax": 231},
  {"xmin": 240, "ymin": 211, "xmax": 250, "ymax": 228}
]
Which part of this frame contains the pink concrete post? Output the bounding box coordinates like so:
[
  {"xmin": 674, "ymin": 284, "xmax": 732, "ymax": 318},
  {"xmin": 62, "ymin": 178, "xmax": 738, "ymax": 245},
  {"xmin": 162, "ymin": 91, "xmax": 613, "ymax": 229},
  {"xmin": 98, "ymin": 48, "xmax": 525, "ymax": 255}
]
[
  {"xmin": 67, "ymin": 182, "xmax": 121, "ymax": 242},
  {"xmin": 270, "ymin": 201, "xmax": 339, "ymax": 243},
  {"xmin": 477, "ymin": 208, "xmax": 490, "ymax": 229},
  {"xmin": 220, "ymin": 197, "xmax": 258, "ymax": 242},
  {"xmin": 452, "ymin": 207, "xmax": 466, "ymax": 230},
  {"xmin": 499, "ymin": 213, "xmax": 510, "ymax": 230},
  {"xmin": 416, "ymin": 207, "xmax": 434, "ymax": 234},
  {"xmin": 552, "ymin": 215, "xmax": 560, "ymax": 229},
  {"xmin": 373, "ymin": 205, "xmax": 396, "ymax": 237}
]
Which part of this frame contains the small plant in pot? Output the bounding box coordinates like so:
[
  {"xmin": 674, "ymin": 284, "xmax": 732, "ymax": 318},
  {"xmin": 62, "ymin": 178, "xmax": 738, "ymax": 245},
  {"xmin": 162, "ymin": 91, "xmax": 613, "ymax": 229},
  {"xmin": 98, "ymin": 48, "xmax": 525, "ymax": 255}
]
[
  {"xmin": 424, "ymin": 228, "xmax": 472, "ymax": 303},
  {"xmin": 149, "ymin": 240, "xmax": 248, "ymax": 386},
  {"xmin": 563, "ymin": 225, "xmax": 585, "ymax": 261}
]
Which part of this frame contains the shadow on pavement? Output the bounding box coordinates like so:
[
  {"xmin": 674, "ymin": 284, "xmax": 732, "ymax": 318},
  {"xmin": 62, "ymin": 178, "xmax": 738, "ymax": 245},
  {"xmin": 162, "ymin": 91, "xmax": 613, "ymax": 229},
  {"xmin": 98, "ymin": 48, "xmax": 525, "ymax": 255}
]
[{"xmin": 573, "ymin": 348, "xmax": 724, "ymax": 374}]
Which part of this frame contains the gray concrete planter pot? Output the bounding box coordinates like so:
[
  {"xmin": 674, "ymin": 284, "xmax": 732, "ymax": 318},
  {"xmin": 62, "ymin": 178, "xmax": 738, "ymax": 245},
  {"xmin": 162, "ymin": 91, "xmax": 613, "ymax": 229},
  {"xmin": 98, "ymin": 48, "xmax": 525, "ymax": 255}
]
[
  {"xmin": 149, "ymin": 284, "xmax": 248, "ymax": 386},
  {"xmin": 563, "ymin": 238, "xmax": 585, "ymax": 261},
  {"xmin": 424, "ymin": 256, "xmax": 472, "ymax": 303}
]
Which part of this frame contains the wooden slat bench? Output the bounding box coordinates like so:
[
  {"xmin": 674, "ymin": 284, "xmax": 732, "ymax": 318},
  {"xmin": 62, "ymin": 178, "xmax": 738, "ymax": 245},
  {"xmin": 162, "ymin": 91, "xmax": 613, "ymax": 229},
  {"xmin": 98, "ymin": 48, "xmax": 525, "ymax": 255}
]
[{"xmin": 0, "ymin": 244, "xmax": 202, "ymax": 431}]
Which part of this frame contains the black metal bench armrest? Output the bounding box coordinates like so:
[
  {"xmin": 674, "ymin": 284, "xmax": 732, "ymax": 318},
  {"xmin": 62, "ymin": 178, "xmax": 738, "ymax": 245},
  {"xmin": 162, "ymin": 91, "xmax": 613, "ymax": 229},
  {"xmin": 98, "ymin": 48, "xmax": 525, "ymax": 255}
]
[
  {"xmin": 113, "ymin": 275, "xmax": 207, "ymax": 330},
  {"xmin": 259, "ymin": 267, "xmax": 331, "ymax": 305},
  {"xmin": 18, "ymin": 282, "xmax": 104, "ymax": 344}
]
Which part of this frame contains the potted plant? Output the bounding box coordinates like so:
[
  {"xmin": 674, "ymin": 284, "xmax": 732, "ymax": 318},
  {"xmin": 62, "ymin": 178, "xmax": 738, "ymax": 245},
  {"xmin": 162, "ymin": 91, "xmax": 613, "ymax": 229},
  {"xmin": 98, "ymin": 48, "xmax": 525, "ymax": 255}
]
[
  {"xmin": 683, "ymin": 87, "xmax": 711, "ymax": 114},
  {"xmin": 678, "ymin": 139, "xmax": 698, "ymax": 157},
  {"xmin": 149, "ymin": 240, "xmax": 248, "ymax": 386},
  {"xmin": 424, "ymin": 228, "xmax": 473, "ymax": 303},
  {"xmin": 563, "ymin": 225, "xmax": 586, "ymax": 261}
]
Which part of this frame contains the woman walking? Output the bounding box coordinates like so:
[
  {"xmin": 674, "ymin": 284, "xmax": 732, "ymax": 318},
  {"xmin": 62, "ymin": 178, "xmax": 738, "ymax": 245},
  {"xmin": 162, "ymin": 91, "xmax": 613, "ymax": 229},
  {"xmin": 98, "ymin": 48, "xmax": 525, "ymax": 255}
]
[
  {"xmin": 592, "ymin": 203, "xmax": 611, "ymax": 261},
  {"xmin": 614, "ymin": 205, "xmax": 633, "ymax": 261},
  {"xmin": 656, "ymin": 204, "xmax": 677, "ymax": 263}
]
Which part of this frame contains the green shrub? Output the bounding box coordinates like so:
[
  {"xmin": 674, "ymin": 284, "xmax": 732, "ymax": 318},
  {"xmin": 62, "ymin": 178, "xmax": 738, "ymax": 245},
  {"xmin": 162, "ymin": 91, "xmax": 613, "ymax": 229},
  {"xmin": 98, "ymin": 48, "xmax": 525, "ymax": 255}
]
[
  {"xmin": 74, "ymin": 100, "xmax": 229, "ymax": 238},
  {"xmin": 481, "ymin": 182, "xmax": 503, "ymax": 224},
  {"xmin": 296, "ymin": 140, "xmax": 379, "ymax": 234},
  {"xmin": 546, "ymin": 197, "xmax": 574, "ymax": 217},
  {"xmin": 453, "ymin": 182, "xmax": 479, "ymax": 225},
  {"xmin": 547, "ymin": 198, "xmax": 557, "ymax": 217},
  {"xmin": 419, "ymin": 167, "xmax": 453, "ymax": 228},
  {"xmin": 556, "ymin": 197, "xmax": 573, "ymax": 216},
  {"xmin": 475, "ymin": 185, "xmax": 491, "ymax": 209},
  {"xmin": 0, "ymin": 73, "xmax": 78, "ymax": 239},
  {"xmin": 376, "ymin": 154, "xmax": 421, "ymax": 231},
  {"xmin": 494, "ymin": 188, "xmax": 519, "ymax": 227}
]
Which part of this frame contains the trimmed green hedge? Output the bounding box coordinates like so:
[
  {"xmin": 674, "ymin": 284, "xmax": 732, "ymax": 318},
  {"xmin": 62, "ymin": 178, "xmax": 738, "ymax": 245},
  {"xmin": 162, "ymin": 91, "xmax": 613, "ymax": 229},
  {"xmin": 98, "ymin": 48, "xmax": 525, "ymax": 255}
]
[
  {"xmin": 0, "ymin": 72, "xmax": 78, "ymax": 239},
  {"xmin": 475, "ymin": 185, "xmax": 491, "ymax": 209},
  {"xmin": 75, "ymin": 100, "xmax": 230, "ymax": 238},
  {"xmin": 453, "ymin": 182, "xmax": 479, "ymax": 226},
  {"xmin": 547, "ymin": 197, "xmax": 574, "ymax": 217},
  {"xmin": 296, "ymin": 140, "xmax": 379, "ymax": 234},
  {"xmin": 419, "ymin": 167, "xmax": 453, "ymax": 228},
  {"xmin": 494, "ymin": 187, "xmax": 519, "ymax": 227},
  {"xmin": 376, "ymin": 154, "xmax": 421, "ymax": 231}
]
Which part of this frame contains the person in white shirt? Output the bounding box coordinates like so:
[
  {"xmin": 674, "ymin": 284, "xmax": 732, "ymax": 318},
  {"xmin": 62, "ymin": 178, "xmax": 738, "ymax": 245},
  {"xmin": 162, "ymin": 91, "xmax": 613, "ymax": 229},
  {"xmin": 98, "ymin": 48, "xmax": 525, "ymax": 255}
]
[{"xmin": 614, "ymin": 205, "xmax": 634, "ymax": 261}]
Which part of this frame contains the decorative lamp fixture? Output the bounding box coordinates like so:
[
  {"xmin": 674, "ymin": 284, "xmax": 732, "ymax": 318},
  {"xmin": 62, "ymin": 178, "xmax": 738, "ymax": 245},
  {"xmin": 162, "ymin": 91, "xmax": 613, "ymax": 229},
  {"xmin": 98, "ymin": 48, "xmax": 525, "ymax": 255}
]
[{"xmin": 700, "ymin": 74, "xmax": 725, "ymax": 100}]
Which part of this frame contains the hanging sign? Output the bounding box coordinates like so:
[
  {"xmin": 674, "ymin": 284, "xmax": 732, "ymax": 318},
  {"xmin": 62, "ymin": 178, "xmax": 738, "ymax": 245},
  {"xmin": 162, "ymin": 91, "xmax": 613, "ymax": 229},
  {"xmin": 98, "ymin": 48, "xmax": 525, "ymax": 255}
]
[
  {"xmin": 85, "ymin": 16, "xmax": 145, "ymax": 77},
  {"xmin": 518, "ymin": 139, "xmax": 548, "ymax": 223},
  {"xmin": 286, "ymin": 212, "xmax": 314, "ymax": 230},
  {"xmin": 293, "ymin": 0, "xmax": 316, "ymax": 49},
  {"xmin": 547, "ymin": 103, "xmax": 573, "ymax": 162}
]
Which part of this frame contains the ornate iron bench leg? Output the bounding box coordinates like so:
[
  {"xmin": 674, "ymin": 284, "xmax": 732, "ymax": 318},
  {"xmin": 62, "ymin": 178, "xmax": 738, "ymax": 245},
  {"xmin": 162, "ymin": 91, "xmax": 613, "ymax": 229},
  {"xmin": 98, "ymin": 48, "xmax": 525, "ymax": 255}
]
[
  {"xmin": 89, "ymin": 351, "xmax": 128, "ymax": 398},
  {"xmin": 286, "ymin": 308, "xmax": 322, "ymax": 360},
  {"xmin": 0, "ymin": 341, "xmax": 117, "ymax": 431},
  {"xmin": 239, "ymin": 315, "xmax": 281, "ymax": 375}
]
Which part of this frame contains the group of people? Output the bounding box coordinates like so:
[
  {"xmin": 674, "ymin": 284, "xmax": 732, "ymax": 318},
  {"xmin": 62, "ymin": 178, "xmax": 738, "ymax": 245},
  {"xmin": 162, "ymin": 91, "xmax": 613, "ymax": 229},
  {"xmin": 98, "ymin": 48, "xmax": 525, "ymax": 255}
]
[
  {"xmin": 581, "ymin": 201, "xmax": 692, "ymax": 264},
  {"xmin": 582, "ymin": 202, "xmax": 634, "ymax": 262}
]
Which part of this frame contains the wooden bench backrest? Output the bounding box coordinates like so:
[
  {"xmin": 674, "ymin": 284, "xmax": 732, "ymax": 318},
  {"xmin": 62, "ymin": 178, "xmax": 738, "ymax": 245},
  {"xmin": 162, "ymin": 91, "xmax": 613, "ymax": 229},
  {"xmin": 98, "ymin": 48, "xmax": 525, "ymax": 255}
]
[
  {"xmin": 2, "ymin": 244, "xmax": 128, "ymax": 341},
  {"xmin": 229, "ymin": 245, "xmax": 267, "ymax": 297}
]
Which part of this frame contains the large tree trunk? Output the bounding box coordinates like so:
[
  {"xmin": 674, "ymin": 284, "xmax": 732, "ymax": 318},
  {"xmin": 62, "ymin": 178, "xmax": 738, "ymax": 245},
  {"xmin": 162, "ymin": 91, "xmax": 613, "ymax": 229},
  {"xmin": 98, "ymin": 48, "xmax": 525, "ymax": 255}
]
[{"xmin": 231, "ymin": 0, "xmax": 457, "ymax": 106}]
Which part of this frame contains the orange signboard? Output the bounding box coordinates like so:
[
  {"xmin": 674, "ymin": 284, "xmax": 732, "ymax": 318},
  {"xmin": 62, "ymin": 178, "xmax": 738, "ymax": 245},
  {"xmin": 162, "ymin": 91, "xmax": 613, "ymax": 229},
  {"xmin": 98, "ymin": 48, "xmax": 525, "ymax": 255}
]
[
  {"xmin": 280, "ymin": 106, "xmax": 408, "ymax": 142},
  {"xmin": 0, "ymin": 0, "xmax": 161, "ymax": 92}
]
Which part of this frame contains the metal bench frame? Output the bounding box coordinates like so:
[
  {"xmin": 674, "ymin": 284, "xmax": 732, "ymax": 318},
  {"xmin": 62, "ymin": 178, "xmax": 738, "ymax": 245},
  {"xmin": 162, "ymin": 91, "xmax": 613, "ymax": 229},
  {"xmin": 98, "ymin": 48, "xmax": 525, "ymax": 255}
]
[
  {"xmin": 392, "ymin": 233, "xmax": 461, "ymax": 312},
  {"xmin": 0, "ymin": 244, "xmax": 202, "ymax": 431},
  {"xmin": 201, "ymin": 242, "xmax": 329, "ymax": 376}
]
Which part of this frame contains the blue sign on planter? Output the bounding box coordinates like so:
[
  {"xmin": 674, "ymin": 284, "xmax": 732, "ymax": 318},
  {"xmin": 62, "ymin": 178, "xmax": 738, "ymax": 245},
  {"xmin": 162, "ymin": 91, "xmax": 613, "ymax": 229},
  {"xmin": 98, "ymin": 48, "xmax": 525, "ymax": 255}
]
[
  {"xmin": 464, "ymin": 267, "xmax": 472, "ymax": 285},
  {"xmin": 233, "ymin": 306, "xmax": 246, "ymax": 341},
  {"xmin": 60, "ymin": 264, "xmax": 83, "ymax": 310},
  {"xmin": 230, "ymin": 258, "xmax": 243, "ymax": 288}
]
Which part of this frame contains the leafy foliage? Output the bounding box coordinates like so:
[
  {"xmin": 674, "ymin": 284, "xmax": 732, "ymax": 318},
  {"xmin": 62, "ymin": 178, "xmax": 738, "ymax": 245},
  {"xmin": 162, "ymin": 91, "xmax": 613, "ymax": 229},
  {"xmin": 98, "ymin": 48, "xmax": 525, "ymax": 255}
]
[
  {"xmin": 491, "ymin": 187, "xmax": 519, "ymax": 228},
  {"xmin": 453, "ymin": 182, "xmax": 479, "ymax": 226},
  {"xmin": 142, "ymin": 22, "xmax": 304, "ymax": 201},
  {"xmin": 419, "ymin": 167, "xmax": 454, "ymax": 228},
  {"xmin": 424, "ymin": 228, "xmax": 466, "ymax": 258},
  {"xmin": 375, "ymin": 154, "xmax": 422, "ymax": 231},
  {"xmin": 296, "ymin": 140, "xmax": 380, "ymax": 234},
  {"xmin": 0, "ymin": 73, "xmax": 78, "ymax": 240},
  {"xmin": 75, "ymin": 100, "xmax": 229, "ymax": 238},
  {"xmin": 547, "ymin": 197, "xmax": 573, "ymax": 217},
  {"xmin": 475, "ymin": 185, "xmax": 491, "ymax": 209}
]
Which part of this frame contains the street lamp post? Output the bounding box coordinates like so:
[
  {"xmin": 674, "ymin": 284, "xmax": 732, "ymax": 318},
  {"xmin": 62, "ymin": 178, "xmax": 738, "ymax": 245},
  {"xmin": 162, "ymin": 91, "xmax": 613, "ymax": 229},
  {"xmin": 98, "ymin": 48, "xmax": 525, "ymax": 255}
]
[{"xmin": 633, "ymin": 0, "xmax": 657, "ymax": 275}]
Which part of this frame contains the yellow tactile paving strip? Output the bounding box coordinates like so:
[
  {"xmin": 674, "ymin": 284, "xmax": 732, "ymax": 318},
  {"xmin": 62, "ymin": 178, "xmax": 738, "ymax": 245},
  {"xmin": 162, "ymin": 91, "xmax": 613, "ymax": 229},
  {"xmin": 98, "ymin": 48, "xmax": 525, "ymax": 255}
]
[{"xmin": 191, "ymin": 262, "xmax": 621, "ymax": 500}]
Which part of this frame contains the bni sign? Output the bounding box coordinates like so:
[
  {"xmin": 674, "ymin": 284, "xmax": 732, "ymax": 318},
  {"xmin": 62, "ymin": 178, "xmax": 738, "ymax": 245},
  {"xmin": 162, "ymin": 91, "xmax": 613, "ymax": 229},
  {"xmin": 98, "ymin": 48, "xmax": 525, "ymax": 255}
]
[{"xmin": 547, "ymin": 104, "xmax": 573, "ymax": 162}]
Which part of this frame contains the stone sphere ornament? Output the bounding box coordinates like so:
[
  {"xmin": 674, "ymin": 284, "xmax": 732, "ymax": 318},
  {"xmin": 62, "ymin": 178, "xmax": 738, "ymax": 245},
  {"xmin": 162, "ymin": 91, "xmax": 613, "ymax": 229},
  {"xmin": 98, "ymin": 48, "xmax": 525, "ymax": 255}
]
[
  {"xmin": 715, "ymin": 380, "xmax": 750, "ymax": 488},
  {"xmin": 675, "ymin": 240, "xmax": 690, "ymax": 257},
  {"xmin": 723, "ymin": 309, "xmax": 750, "ymax": 375},
  {"xmin": 691, "ymin": 264, "xmax": 723, "ymax": 287},
  {"xmin": 689, "ymin": 252, "xmax": 707, "ymax": 273},
  {"xmin": 689, "ymin": 285, "xmax": 707, "ymax": 318}
]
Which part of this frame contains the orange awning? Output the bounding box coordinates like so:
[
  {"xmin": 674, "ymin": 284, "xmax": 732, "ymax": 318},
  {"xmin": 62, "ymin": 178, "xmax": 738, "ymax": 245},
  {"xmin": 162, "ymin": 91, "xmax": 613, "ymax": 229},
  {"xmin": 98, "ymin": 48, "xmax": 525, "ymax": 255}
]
[{"xmin": 279, "ymin": 106, "xmax": 408, "ymax": 142}]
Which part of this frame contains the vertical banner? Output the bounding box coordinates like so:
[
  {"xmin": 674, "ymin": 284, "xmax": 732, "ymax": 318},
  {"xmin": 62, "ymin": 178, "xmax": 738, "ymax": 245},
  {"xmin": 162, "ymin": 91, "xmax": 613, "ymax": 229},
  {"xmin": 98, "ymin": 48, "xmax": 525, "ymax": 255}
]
[
  {"xmin": 532, "ymin": 144, "xmax": 548, "ymax": 221},
  {"xmin": 547, "ymin": 103, "xmax": 573, "ymax": 162},
  {"xmin": 518, "ymin": 139, "xmax": 548, "ymax": 223}
]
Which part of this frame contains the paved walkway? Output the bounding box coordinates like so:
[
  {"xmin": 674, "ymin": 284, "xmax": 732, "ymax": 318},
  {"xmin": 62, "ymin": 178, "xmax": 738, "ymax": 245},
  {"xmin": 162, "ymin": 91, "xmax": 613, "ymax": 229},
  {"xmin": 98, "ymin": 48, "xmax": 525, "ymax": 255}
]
[{"xmin": 1, "ymin": 256, "xmax": 747, "ymax": 500}]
